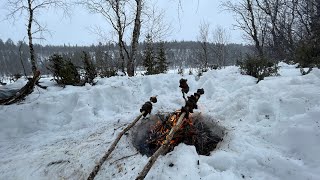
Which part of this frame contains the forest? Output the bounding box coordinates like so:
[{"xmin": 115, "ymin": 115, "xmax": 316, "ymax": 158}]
[{"xmin": 0, "ymin": 39, "xmax": 253, "ymax": 76}]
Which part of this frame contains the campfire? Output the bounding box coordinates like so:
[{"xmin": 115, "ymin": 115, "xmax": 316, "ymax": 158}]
[
  {"xmin": 133, "ymin": 112, "xmax": 224, "ymax": 156},
  {"xmin": 132, "ymin": 79, "xmax": 224, "ymax": 157},
  {"xmin": 147, "ymin": 110, "xmax": 192, "ymax": 152},
  {"xmin": 87, "ymin": 78, "xmax": 225, "ymax": 180}
]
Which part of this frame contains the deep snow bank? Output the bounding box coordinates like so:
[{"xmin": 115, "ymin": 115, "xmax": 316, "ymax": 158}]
[{"xmin": 0, "ymin": 65, "xmax": 319, "ymax": 180}]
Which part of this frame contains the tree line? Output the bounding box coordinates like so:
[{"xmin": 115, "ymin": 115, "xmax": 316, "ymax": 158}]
[
  {"xmin": 1, "ymin": 0, "xmax": 318, "ymax": 81},
  {"xmin": 0, "ymin": 38, "xmax": 253, "ymax": 76}
]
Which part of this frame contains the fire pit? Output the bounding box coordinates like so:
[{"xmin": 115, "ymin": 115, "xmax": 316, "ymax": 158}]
[{"xmin": 132, "ymin": 112, "xmax": 224, "ymax": 156}]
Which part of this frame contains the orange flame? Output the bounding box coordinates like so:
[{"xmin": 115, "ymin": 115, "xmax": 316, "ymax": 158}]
[{"xmin": 148, "ymin": 110, "xmax": 193, "ymax": 147}]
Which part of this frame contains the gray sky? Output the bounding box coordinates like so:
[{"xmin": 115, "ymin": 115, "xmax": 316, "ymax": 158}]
[{"xmin": 0, "ymin": 0, "xmax": 244, "ymax": 46}]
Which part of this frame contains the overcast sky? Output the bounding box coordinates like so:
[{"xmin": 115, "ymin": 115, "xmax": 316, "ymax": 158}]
[{"xmin": 0, "ymin": 0, "xmax": 244, "ymax": 46}]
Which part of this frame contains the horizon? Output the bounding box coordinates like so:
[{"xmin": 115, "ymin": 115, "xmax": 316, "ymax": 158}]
[{"xmin": 0, "ymin": 38, "xmax": 250, "ymax": 47}]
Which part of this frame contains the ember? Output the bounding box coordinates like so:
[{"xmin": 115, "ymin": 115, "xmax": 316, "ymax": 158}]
[{"xmin": 132, "ymin": 112, "xmax": 224, "ymax": 156}]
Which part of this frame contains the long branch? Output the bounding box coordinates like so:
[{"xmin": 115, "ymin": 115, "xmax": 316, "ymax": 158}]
[
  {"xmin": 87, "ymin": 111, "xmax": 145, "ymax": 180},
  {"xmin": 135, "ymin": 112, "xmax": 186, "ymax": 180}
]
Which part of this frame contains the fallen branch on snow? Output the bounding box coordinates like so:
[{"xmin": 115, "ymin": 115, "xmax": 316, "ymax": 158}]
[
  {"xmin": 0, "ymin": 71, "xmax": 41, "ymax": 105},
  {"xmin": 87, "ymin": 97, "xmax": 157, "ymax": 180},
  {"xmin": 109, "ymin": 153, "xmax": 139, "ymax": 165}
]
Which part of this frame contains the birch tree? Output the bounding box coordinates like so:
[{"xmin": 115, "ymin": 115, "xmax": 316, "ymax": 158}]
[
  {"xmin": 81, "ymin": 0, "xmax": 142, "ymax": 76},
  {"xmin": 197, "ymin": 21, "xmax": 210, "ymax": 71},
  {"xmin": 223, "ymin": 0, "xmax": 267, "ymax": 57},
  {"xmin": 212, "ymin": 25, "xmax": 229, "ymax": 67},
  {"xmin": 6, "ymin": 0, "xmax": 69, "ymax": 75}
]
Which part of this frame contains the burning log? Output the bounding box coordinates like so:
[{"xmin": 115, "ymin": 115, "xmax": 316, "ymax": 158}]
[
  {"xmin": 136, "ymin": 79, "xmax": 204, "ymax": 180},
  {"xmin": 135, "ymin": 112, "xmax": 186, "ymax": 180},
  {"xmin": 87, "ymin": 97, "xmax": 157, "ymax": 180}
]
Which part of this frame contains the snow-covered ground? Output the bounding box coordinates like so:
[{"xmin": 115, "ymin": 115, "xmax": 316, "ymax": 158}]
[{"xmin": 1, "ymin": 64, "xmax": 320, "ymax": 180}]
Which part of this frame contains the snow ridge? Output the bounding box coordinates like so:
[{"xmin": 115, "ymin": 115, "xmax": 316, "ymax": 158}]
[{"xmin": 0, "ymin": 65, "xmax": 319, "ymax": 180}]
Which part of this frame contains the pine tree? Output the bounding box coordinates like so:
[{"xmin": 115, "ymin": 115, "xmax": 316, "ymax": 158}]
[
  {"xmin": 310, "ymin": 1, "xmax": 320, "ymax": 67},
  {"xmin": 296, "ymin": 2, "xmax": 320, "ymax": 73},
  {"xmin": 47, "ymin": 54, "xmax": 80, "ymax": 85},
  {"xmin": 95, "ymin": 42, "xmax": 104, "ymax": 75},
  {"xmin": 82, "ymin": 51, "xmax": 97, "ymax": 85},
  {"xmin": 156, "ymin": 41, "xmax": 168, "ymax": 74},
  {"xmin": 143, "ymin": 34, "xmax": 156, "ymax": 75}
]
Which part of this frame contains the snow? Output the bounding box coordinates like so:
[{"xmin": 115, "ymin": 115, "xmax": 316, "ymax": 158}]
[{"xmin": 1, "ymin": 64, "xmax": 320, "ymax": 180}]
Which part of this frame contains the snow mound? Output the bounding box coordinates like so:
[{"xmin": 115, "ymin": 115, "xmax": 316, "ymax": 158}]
[{"xmin": 1, "ymin": 64, "xmax": 320, "ymax": 180}]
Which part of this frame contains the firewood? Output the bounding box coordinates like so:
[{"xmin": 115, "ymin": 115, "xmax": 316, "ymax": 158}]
[
  {"xmin": 135, "ymin": 112, "xmax": 186, "ymax": 180},
  {"xmin": 87, "ymin": 111, "xmax": 145, "ymax": 180},
  {"xmin": 136, "ymin": 87, "xmax": 204, "ymax": 180}
]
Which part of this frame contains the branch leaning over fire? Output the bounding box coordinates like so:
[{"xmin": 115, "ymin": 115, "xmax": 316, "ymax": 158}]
[
  {"xmin": 87, "ymin": 96, "xmax": 157, "ymax": 180},
  {"xmin": 136, "ymin": 79, "xmax": 204, "ymax": 180}
]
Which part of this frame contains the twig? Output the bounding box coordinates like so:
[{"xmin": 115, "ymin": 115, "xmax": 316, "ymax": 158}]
[
  {"xmin": 36, "ymin": 81, "xmax": 48, "ymax": 89},
  {"xmin": 47, "ymin": 160, "xmax": 70, "ymax": 167},
  {"xmin": 109, "ymin": 153, "xmax": 139, "ymax": 165}
]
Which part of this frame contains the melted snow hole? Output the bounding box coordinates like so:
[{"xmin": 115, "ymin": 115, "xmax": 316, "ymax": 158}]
[{"xmin": 131, "ymin": 112, "xmax": 225, "ymax": 157}]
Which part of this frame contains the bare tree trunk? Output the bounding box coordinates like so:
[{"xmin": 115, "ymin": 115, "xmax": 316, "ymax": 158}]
[
  {"xmin": 202, "ymin": 41, "xmax": 208, "ymax": 69},
  {"xmin": 118, "ymin": 39, "xmax": 126, "ymax": 73},
  {"xmin": 247, "ymin": 0, "xmax": 263, "ymax": 57},
  {"xmin": 115, "ymin": 0, "xmax": 126, "ymax": 74},
  {"xmin": 27, "ymin": 0, "xmax": 37, "ymax": 75},
  {"xmin": 198, "ymin": 21, "xmax": 210, "ymax": 70},
  {"xmin": 19, "ymin": 42, "xmax": 28, "ymax": 77},
  {"xmin": 128, "ymin": 0, "xmax": 142, "ymax": 77}
]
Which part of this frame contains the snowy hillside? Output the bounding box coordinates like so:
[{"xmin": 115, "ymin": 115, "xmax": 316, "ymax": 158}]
[{"xmin": 1, "ymin": 64, "xmax": 320, "ymax": 180}]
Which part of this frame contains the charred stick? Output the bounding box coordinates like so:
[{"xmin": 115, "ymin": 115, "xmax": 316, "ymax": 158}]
[
  {"xmin": 163, "ymin": 112, "xmax": 186, "ymax": 145},
  {"xmin": 136, "ymin": 80, "xmax": 204, "ymax": 180},
  {"xmin": 146, "ymin": 133, "xmax": 168, "ymax": 144}
]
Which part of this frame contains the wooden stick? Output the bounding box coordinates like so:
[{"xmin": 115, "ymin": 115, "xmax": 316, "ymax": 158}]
[
  {"xmin": 135, "ymin": 112, "xmax": 186, "ymax": 180},
  {"xmin": 87, "ymin": 112, "xmax": 145, "ymax": 180}
]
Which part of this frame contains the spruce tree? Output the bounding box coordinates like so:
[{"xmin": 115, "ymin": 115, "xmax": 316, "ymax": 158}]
[
  {"xmin": 156, "ymin": 41, "xmax": 168, "ymax": 74},
  {"xmin": 82, "ymin": 51, "xmax": 97, "ymax": 85},
  {"xmin": 143, "ymin": 34, "xmax": 156, "ymax": 75},
  {"xmin": 47, "ymin": 54, "xmax": 80, "ymax": 85}
]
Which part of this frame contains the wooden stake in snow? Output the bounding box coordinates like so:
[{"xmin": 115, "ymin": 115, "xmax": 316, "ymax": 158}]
[
  {"xmin": 135, "ymin": 112, "xmax": 186, "ymax": 180},
  {"xmin": 136, "ymin": 81, "xmax": 204, "ymax": 180},
  {"xmin": 87, "ymin": 97, "xmax": 157, "ymax": 180}
]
